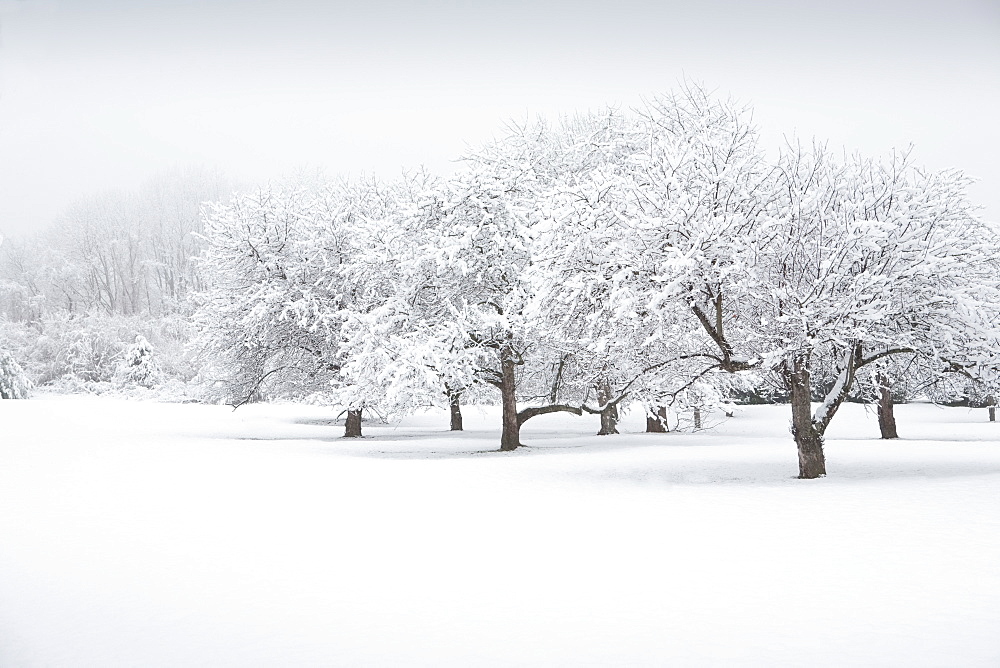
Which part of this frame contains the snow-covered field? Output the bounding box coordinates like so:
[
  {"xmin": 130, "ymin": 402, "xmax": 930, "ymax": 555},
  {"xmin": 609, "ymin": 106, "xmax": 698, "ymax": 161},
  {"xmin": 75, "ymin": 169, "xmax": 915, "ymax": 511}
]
[{"xmin": 1, "ymin": 397, "xmax": 998, "ymax": 667}]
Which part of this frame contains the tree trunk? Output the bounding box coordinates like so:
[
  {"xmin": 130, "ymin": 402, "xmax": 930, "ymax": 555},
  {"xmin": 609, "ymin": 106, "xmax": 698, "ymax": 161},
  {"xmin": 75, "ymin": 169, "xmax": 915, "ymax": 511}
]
[
  {"xmin": 596, "ymin": 379, "xmax": 619, "ymax": 435},
  {"xmin": 693, "ymin": 406, "xmax": 702, "ymax": 430},
  {"xmin": 344, "ymin": 409, "xmax": 363, "ymax": 438},
  {"xmin": 447, "ymin": 387, "xmax": 463, "ymax": 431},
  {"xmin": 549, "ymin": 354, "xmax": 569, "ymax": 404},
  {"xmin": 990, "ymin": 407, "xmax": 996, "ymax": 422},
  {"xmin": 787, "ymin": 356, "xmax": 826, "ymax": 479},
  {"xmin": 876, "ymin": 372, "xmax": 898, "ymax": 439},
  {"xmin": 499, "ymin": 345, "xmax": 521, "ymax": 451},
  {"xmin": 646, "ymin": 406, "xmax": 668, "ymax": 433},
  {"xmin": 598, "ymin": 404, "xmax": 619, "ymax": 435}
]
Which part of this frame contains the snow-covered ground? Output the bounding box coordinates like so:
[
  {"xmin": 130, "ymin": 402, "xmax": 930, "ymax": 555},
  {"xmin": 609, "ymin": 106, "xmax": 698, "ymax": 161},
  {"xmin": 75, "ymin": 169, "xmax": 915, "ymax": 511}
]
[{"xmin": 1, "ymin": 397, "xmax": 998, "ymax": 667}]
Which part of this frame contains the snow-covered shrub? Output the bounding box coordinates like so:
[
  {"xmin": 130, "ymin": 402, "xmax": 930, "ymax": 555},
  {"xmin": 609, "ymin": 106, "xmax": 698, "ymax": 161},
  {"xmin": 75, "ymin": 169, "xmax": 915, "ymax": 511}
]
[
  {"xmin": 0, "ymin": 311, "xmax": 196, "ymax": 393},
  {"xmin": 115, "ymin": 335, "xmax": 164, "ymax": 388},
  {"xmin": 150, "ymin": 312, "xmax": 198, "ymax": 383},
  {"xmin": 0, "ymin": 349, "xmax": 31, "ymax": 399}
]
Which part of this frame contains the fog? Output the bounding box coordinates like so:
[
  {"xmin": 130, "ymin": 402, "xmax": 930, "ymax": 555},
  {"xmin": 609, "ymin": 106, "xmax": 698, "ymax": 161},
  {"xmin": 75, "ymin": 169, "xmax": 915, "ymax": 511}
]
[{"xmin": 1, "ymin": 0, "xmax": 998, "ymax": 237}]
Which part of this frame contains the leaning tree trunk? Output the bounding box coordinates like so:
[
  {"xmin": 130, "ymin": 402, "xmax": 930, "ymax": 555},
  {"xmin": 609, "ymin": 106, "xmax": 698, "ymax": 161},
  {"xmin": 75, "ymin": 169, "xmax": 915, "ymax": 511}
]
[
  {"xmin": 876, "ymin": 372, "xmax": 898, "ymax": 439},
  {"xmin": 447, "ymin": 387, "xmax": 464, "ymax": 431},
  {"xmin": 499, "ymin": 345, "xmax": 521, "ymax": 451},
  {"xmin": 344, "ymin": 409, "xmax": 363, "ymax": 438},
  {"xmin": 596, "ymin": 379, "xmax": 619, "ymax": 435},
  {"xmin": 787, "ymin": 357, "xmax": 826, "ymax": 479},
  {"xmin": 646, "ymin": 406, "xmax": 668, "ymax": 433}
]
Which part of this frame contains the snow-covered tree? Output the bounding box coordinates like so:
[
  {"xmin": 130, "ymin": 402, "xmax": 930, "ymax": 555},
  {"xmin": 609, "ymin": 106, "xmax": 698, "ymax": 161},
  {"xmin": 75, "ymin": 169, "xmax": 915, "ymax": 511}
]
[
  {"xmin": 194, "ymin": 186, "xmax": 343, "ymax": 410},
  {"xmin": 296, "ymin": 175, "xmax": 473, "ymax": 430},
  {"xmin": 523, "ymin": 108, "xmax": 667, "ymax": 435},
  {"xmin": 389, "ymin": 140, "xmax": 613, "ymax": 450},
  {"xmin": 531, "ymin": 85, "xmax": 999, "ymax": 476},
  {"xmin": 927, "ymin": 368, "xmax": 1000, "ymax": 422},
  {"xmin": 0, "ymin": 349, "xmax": 31, "ymax": 399},
  {"xmin": 745, "ymin": 144, "xmax": 1000, "ymax": 477},
  {"xmin": 851, "ymin": 353, "xmax": 932, "ymax": 440},
  {"xmin": 0, "ymin": 169, "xmax": 232, "ymax": 320},
  {"xmin": 116, "ymin": 334, "xmax": 164, "ymax": 388},
  {"xmin": 530, "ymin": 87, "xmax": 767, "ymax": 433},
  {"xmin": 195, "ymin": 176, "xmax": 464, "ymax": 435}
]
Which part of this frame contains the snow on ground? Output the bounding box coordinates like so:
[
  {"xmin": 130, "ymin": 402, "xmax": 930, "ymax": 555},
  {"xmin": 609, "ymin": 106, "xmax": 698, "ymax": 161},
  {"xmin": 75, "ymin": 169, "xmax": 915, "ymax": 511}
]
[{"xmin": 1, "ymin": 396, "xmax": 998, "ymax": 667}]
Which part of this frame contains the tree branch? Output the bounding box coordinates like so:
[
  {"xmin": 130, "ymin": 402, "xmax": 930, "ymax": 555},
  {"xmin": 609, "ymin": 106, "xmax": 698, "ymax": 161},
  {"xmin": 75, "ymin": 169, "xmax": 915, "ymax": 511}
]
[
  {"xmin": 517, "ymin": 404, "xmax": 583, "ymax": 427},
  {"xmin": 858, "ymin": 347, "xmax": 915, "ymax": 368}
]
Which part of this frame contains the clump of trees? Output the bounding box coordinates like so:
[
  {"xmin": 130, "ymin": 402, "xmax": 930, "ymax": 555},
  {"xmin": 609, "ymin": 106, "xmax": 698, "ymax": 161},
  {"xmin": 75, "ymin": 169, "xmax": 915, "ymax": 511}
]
[
  {"xmin": 2, "ymin": 87, "xmax": 996, "ymax": 476},
  {"xmin": 0, "ymin": 168, "xmax": 235, "ymax": 394},
  {"xmin": 192, "ymin": 85, "xmax": 1000, "ymax": 477}
]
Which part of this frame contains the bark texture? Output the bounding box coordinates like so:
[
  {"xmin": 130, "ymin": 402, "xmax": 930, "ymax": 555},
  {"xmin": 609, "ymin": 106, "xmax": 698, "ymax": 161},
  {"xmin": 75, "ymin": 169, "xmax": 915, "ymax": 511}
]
[
  {"xmin": 596, "ymin": 380, "xmax": 619, "ymax": 435},
  {"xmin": 499, "ymin": 345, "xmax": 521, "ymax": 451},
  {"xmin": 646, "ymin": 406, "xmax": 668, "ymax": 433},
  {"xmin": 876, "ymin": 372, "xmax": 898, "ymax": 439},
  {"xmin": 344, "ymin": 409, "xmax": 363, "ymax": 438},
  {"xmin": 448, "ymin": 388, "xmax": 463, "ymax": 431},
  {"xmin": 788, "ymin": 357, "xmax": 826, "ymax": 479}
]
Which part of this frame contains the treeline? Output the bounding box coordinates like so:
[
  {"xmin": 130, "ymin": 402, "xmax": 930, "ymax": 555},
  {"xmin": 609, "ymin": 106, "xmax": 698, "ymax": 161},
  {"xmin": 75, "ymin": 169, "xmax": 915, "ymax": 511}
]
[
  {"xmin": 1, "ymin": 167, "xmax": 233, "ymax": 318},
  {"xmin": 0, "ymin": 167, "xmax": 235, "ymax": 394}
]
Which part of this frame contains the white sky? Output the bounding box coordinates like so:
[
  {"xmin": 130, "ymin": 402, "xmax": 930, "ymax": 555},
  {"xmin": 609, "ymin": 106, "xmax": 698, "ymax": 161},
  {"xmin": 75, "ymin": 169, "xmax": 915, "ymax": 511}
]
[{"xmin": 1, "ymin": 0, "xmax": 998, "ymax": 237}]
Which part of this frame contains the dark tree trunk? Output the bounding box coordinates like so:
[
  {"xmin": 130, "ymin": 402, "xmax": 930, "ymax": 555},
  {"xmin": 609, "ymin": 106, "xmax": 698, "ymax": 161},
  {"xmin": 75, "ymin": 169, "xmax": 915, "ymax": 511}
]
[
  {"xmin": 990, "ymin": 407, "xmax": 996, "ymax": 423},
  {"xmin": 646, "ymin": 406, "xmax": 668, "ymax": 433},
  {"xmin": 499, "ymin": 345, "xmax": 521, "ymax": 451},
  {"xmin": 596, "ymin": 380, "xmax": 619, "ymax": 435},
  {"xmin": 448, "ymin": 388, "xmax": 463, "ymax": 431},
  {"xmin": 549, "ymin": 354, "xmax": 569, "ymax": 404},
  {"xmin": 693, "ymin": 406, "xmax": 702, "ymax": 430},
  {"xmin": 876, "ymin": 372, "xmax": 898, "ymax": 439},
  {"xmin": 344, "ymin": 409, "xmax": 363, "ymax": 438},
  {"xmin": 598, "ymin": 405, "xmax": 619, "ymax": 435},
  {"xmin": 787, "ymin": 356, "xmax": 826, "ymax": 479}
]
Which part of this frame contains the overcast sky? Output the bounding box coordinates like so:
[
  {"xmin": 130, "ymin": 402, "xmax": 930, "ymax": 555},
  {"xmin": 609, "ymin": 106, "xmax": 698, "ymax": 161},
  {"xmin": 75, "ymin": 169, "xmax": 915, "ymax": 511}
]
[{"xmin": 1, "ymin": 0, "xmax": 998, "ymax": 237}]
